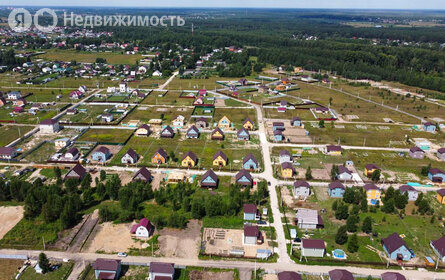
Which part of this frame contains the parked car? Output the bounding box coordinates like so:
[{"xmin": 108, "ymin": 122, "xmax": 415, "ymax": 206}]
[
  {"xmin": 117, "ymin": 252, "xmax": 127, "ymax": 257},
  {"xmin": 257, "ymin": 220, "xmax": 267, "ymax": 225}
]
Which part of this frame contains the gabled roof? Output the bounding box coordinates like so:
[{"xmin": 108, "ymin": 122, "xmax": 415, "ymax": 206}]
[
  {"xmin": 278, "ymin": 271, "xmax": 302, "ymax": 280},
  {"xmin": 327, "ymin": 145, "xmax": 342, "ymax": 152},
  {"xmin": 0, "ymin": 147, "xmax": 15, "ymax": 156},
  {"xmin": 69, "ymin": 164, "xmax": 86, "ymax": 177},
  {"xmin": 274, "ymin": 130, "xmax": 283, "ymax": 136},
  {"xmin": 182, "ymin": 151, "xmax": 197, "ymax": 162},
  {"xmin": 399, "ymin": 185, "xmax": 416, "ymax": 193},
  {"xmin": 137, "ymin": 124, "xmax": 150, "ymax": 131},
  {"xmin": 338, "ymin": 165, "xmax": 352, "ymax": 175},
  {"xmin": 243, "ymin": 204, "xmax": 257, "ymax": 214},
  {"xmin": 281, "ymin": 162, "xmax": 293, "ymax": 170},
  {"xmin": 431, "ymin": 236, "xmax": 445, "ymax": 257},
  {"xmin": 328, "ymin": 269, "xmax": 354, "ymax": 280},
  {"xmin": 95, "ymin": 146, "xmax": 110, "ymax": 155},
  {"xmin": 365, "ymin": 164, "xmax": 379, "ymax": 170},
  {"xmin": 237, "ymin": 127, "xmax": 249, "ymax": 137},
  {"xmin": 212, "ymin": 127, "xmax": 224, "ymax": 136},
  {"xmin": 381, "ymin": 233, "xmax": 408, "ymax": 254},
  {"xmin": 187, "ymin": 125, "xmax": 199, "ymax": 135},
  {"xmin": 161, "ymin": 126, "xmax": 174, "ymax": 135},
  {"xmin": 243, "ymin": 117, "xmax": 253, "ymax": 125},
  {"xmin": 409, "ymin": 146, "xmax": 424, "ymax": 153},
  {"xmin": 133, "ymin": 167, "xmax": 152, "ymax": 181},
  {"xmin": 381, "ymin": 272, "xmax": 406, "ymax": 280},
  {"xmin": 40, "ymin": 118, "xmax": 58, "ymax": 125},
  {"xmin": 236, "ymin": 169, "xmax": 252, "ymax": 183},
  {"xmin": 437, "ymin": 189, "xmax": 445, "ymax": 196},
  {"xmin": 273, "ymin": 122, "xmax": 284, "ymax": 126},
  {"xmin": 67, "ymin": 147, "xmax": 79, "ymax": 156},
  {"xmin": 293, "ymin": 180, "xmax": 310, "ymax": 189},
  {"xmin": 213, "ymin": 151, "xmax": 228, "ymax": 161},
  {"xmin": 302, "ymin": 239, "xmax": 325, "ymax": 249},
  {"xmin": 196, "ymin": 117, "xmax": 208, "ymax": 123},
  {"xmin": 93, "ymin": 258, "xmax": 121, "ymax": 271},
  {"xmin": 438, "ymin": 148, "xmax": 445, "ymax": 155},
  {"xmin": 363, "ymin": 184, "xmax": 379, "ymax": 191},
  {"xmin": 149, "ymin": 262, "xmax": 175, "ymax": 274},
  {"xmin": 429, "ymin": 168, "xmax": 445, "ymax": 175},
  {"xmin": 329, "ymin": 181, "xmax": 345, "ymax": 190},
  {"xmin": 244, "ymin": 225, "xmax": 259, "ymax": 237},
  {"xmin": 292, "ymin": 116, "xmax": 301, "ymax": 122},
  {"xmin": 279, "ymin": 150, "xmax": 291, "ymax": 157},
  {"xmin": 124, "ymin": 148, "xmax": 138, "ymax": 161},
  {"xmin": 153, "ymin": 148, "xmax": 168, "ymax": 159},
  {"xmin": 243, "ymin": 153, "xmax": 258, "ymax": 165},
  {"xmin": 201, "ymin": 169, "xmax": 218, "ymax": 184}
]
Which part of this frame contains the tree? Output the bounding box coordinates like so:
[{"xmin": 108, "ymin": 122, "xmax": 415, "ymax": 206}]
[
  {"xmin": 371, "ymin": 169, "xmax": 381, "ymax": 183},
  {"xmin": 81, "ymin": 173, "xmax": 92, "ymax": 190},
  {"xmin": 331, "ymin": 165, "xmax": 339, "ymax": 180},
  {"xmin": 343, "ymin": 187, "xmax": 356, "ymax": 204},
  {"xmin": 384, "ymin": 186, "xmax": 395, "ymax": 202},
  {"xmin": 346, "ymin": 215, "xmax": 359, "ymax": 232},
  {"xmin": 395, "ymin": 191, "xmax": 408, "ymax": 210},
  {"xmin": 38, "ymin": 253, "xmax": 50, "ymax": 274},
  {"xmin": 347, "ymin": 234, "xmax": 359, "ymax": 253},
  {"xmin": 335, "ymin": 226, "xmax": 348, "ymax": 245},
  {"xmin": 421, "ymin": 164, "xmax": 431, "ymax": 176},
  {"xmin": 305, "ymin": 166, "xmax": 313, "ymax": 180},
  {"xmin": 382, "ymin": 198, "xmax": 395, "ymax": 213},
  {"xmin": 318, "ymin": 120, "xmax": 325, "ymax": 128},
  {"xmin": 100, "ymin": 170, "xmax": 107, "ymax": 181},
  {"xmin": 362, "ymin": 216, "xmax": 372, "ymax": 233},
  {"xmin": 335, "ymin": 202, "xmax": 349, "ymax": 220},
  {"xmin": 54, "ymin": 167, "xmax": 61, "ymax": 179}
]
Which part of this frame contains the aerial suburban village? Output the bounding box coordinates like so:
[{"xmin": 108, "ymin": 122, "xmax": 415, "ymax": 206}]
[{"xmin": 0, "ymin": 5, "xmax": 445, "ymax": 280}]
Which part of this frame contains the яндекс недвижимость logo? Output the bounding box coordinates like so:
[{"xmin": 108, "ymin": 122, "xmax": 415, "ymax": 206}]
[{"xmin": 8, "ymin": 8, "xmax": 58, "ymax": 33}]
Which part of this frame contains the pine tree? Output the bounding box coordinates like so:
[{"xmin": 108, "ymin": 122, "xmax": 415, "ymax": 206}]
[
  {"xmin": 362, "ymin": 216, "xmax": 372, "ymax": 233},
  {"xmin": 347, "ymin": 234, "xmax": 359, "ymax": 253},
  {"xmin": 335, "ymin": 226, "xmax": 348, "ymax": 245},
  {"xmin": 305, "ymin": 166, "xmax": 313, "ymax": 180},
  {"xmin": 38, "ymin": 253, "xmax": 50, "ymax": 274}
]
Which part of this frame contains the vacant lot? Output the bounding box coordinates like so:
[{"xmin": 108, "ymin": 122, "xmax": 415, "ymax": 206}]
[
  {"xmin": 0, "ymin": 125, "xmax": 34, "ymax": 146},
  {"xmin": 157, "ymin": 219, "xmax": 201, "ymax": 259},
  {"xmin": 21, "ymin": 262, "xmax": 74, "ymax": 280},
  {"xmin": 124, "ymin": 105, "xmax": 193, "ymax": 124},
  {"xmin": 0, "ymin": 259, "xmax": 24, "ymax": 280},
  {"xmin": 141, "ymin": 90, "xmax": 195, "ymax": 106},
  {"xmin": 189, "ymin": 270, "xmax": 235, "ymax": 280},
  {"xmin": 36, "ymin": 49, "xmax": 145, "ymax": 64},
  {"xmin": 0, "ymin": 206, "xmax": 24, "ymax": 239},
  {"xmin": 78, "ymin": 128, "xmax": 134, "ymax": 144}
]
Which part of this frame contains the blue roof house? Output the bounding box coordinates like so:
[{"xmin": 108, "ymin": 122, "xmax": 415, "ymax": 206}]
[
  {"xmin": 424, "ymin": 122, "xmax": 436, "ymax": 133},
  {"xmin": 428, "ymin": 168, "xmax": 445, "ymax": 183},
  {"xmin": 92, "ymin": 147, "xmax": 111, "ymax": 163},
  {"xmin": 328, "ymin": 182, "xmax": 346, "ymax": 198},
  {"xmin": 291, "ymin": 117, "xmax": 302, "ymax": 127},
  {"xmin": 237, "ymin": 128, "xmax": 250, "ymax": 141},
  {"xmin": 274, "ymin": 130, "xmax": 283, "ymax": 141},
  {"xmin": 273, "ymin": 122, "xmax": 285, "ymax": 131},
  {"xmin": 382, "ymin": 233, "xmax": 413, "ymax": 261},
  {"xmin": 242, "ymin": 154, "xmax": 259, "ymax": 170}
]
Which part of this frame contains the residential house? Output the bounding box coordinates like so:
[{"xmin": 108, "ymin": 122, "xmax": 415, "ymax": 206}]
[
  {"xmin": 424, "ymin": 122, "xmax": 436, "ymax": 132},
  {"xmin": 15, "ymin": 98, "xmax": 26, "ymax": 107},
  {"xmin": 399, "ymin": 185, "xmax": 418, "ymax": 201},
  {"xmin": 148, "ymin": 262, "xmax": 175, "ymax": 280},
  {"xmin": 55, "ymin": 138, "xmax": 70, "ymax": 149},
  {"xmin": 186, "ymin": 125, "xmax": 200, "ymax": 139},
  {"xmin": 437, "ymin": 148, "xmax": 445, "ymax": 161},
  {"xmin": 364, "ymin": 164, "xmax": 380, "ymax": 177},
  {"xmin": 152, "ymin": 70, "xmax": 162, "ymax": 77},
  {"xmin": 278, "ymin": 272, "xmax": 302, "ymax": 280},
  {"xmin": 243, "ymin": 225, "xmax": 262, "ymax": 245},
  {"xmin": 278, "ymin": 101, "xmax": 287, "ymax": 112},
  {"xmin": 409, "ymin": 147, "xmax": 425, "ymax": 159},
  {"xmin": 430, "ymin": 236, "xmax": 445, "ymax": 262},
  {"xmin": 218, "ymin": 116, "xmax": 231, "ymax": 129},
  {"xmin": 161, "ymin": 126, "xmax": 175, "ymax": 138},
  {"xmin": 66, "ymin": 108, "xmax": 77, "ymax": 115},
  {"xmin": 152, "ymin": 149, "xmax": 168, "ymax": 164},
  {"xmin": 237, "ymin": 128, "xmax": 250, "ymax": 141},
  {"xmin": 381, "ymin": 273, "xmax": 405, "ymax": 280},
  {"xmin": 101, "ymin": 113, "xmax": 114, "ymax": 123},
  {"xmin": 93, "ymin": 258, "xmax": 121, "ymax": 280},
  {"xmin": 69, "ymin": 90, "xmax": 83, "ymax": 99},
  {"xmin": 119, "ymin": 82, "xmax": 128, "ymax": 93},
  {"xmin": 39, "ymin": 119, "xmax": 60, "ymax": 134},
  {"xmin": 0, "ymin": 147, "xmax": 17, "ymax": 160},
  {"xmin": 328, "ymin": 181, "xmax": 346, "ymax": 198},
  {"xmin": 135, "ymin": 124, "xmax": 151, "ymax": 136},
  {"xmin": 12, "ymin": 107, "xmax": 23, "ymax": 114},
  {"xmin": 337, "ymin": 166, "xmax": 352, "ymax": 181},
  {"xmin": 200, "ymin": 169, "xmax": 218, "ymax": 188},
  {"xmin": 293, "ymin": 180, "xmax": 311, "ymax": 199},
  {"xmin": 121, "ymin": 148, "xmax": 139, "ymax": 164},
  {"xmin": 291, "ymin": 117, "xmax": 302, "ymax": 127},
  {"xmin": 242, "ymin": 154, "xmax": 259, "ymax": 170},
  {"xmin": 172, "ymin": 115, "xmax": 185, "ymax": 128},
  {"xmin": 274, "ymin": 130, "xmax": 284, "ymax": 142},
  {"xmin": 7, "ymin": 91, "xmax": 21, "ymax": 100},
  {"xmin": 295, "ymin": 209, "xmax": 324, "ymax": 229},
  {"xmin": 64, "ymin": 164, "xmax": 87, "ymax": 181},
  {"xmin": 279, "ymin": 150, "xmax": 292, "ymax": 163},
  {"xmin": 243, "ymin": 204, "xmax": 259, "ymax": 220},
  {"xmin": 315, "ymin": 107, "xmax": 329, "ymax": 114},
  {"xmin": 196, "ymin": 118, "xmax": 208, "ymax": 129},
  {"xmin": 92, "ymin": 146, "xmax": 111, "ymax": 163},
  {"xmin": 429, "ymin": 168, "xmax": 445, "ymax": 183},
  {"xmin": 437, "ymin": 189, "xmax": 445, "ymax": 204},
  {"xmin": 272, "ymin": 122, "xmax": 285, "ymax": 131},
  {"xmin": 213, "ymin": 151, "xmax": 228, "ymax": 167},
  {"xmin": 236, "ymin": 169, "xmax": 253, "ymax": 186},
  {"xmin": 243, "ymin": 118, "xmax": 255, "ymax": 130},
  {"xmin": 239, "ymin": 78, "xmax": 248, "ymax": 86},
  {"xmin": 65, "ymin": 147, "xmax": 80, "ymax": 160},
  {"xmin": 211, "ymin": 127, "xmax": 225, "ymax": 140},
  {"xmin": 0, "ymin": 97, "xmax": 6, "ymax": 106},
  {"xmin": 258, "ymin": 85, "xmax": 268, "ymax": 94},
  {"xmin": 328, "ymin": 269, "xmax": 354, "ymax": 280},
  {"xmin": 181, "ymin": 151, "xmax": 197, "ymax": 167},
  {"xmin": 78, "ymin": 85, "xmax": 88, "ymax": 94},
  {"xmin": 301, "ymin": 239, "xmax": 326, "ymax": 258},
  {"xmin": 364, "ymin": 184, "xmax": 381, "ymax": 205},
  {"xmin": 130, "ymin": 218, "xmax": 154, "ymax": 238},
  {"xmin": 132, "ymin": 167, "xmax": 152, "ymax": 183},
  {"xmin": 381, "ymin": 232, "xmax": 413, "ymax": 261},
  {"xmin": 326, "ymin": 145, "xmax": 342, "ymax": 156},
  {"xmin": 281, "ymin": 162, "xmax": 294, "ymax": 178}
]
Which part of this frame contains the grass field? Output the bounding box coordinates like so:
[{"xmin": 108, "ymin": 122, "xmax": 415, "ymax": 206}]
[
  {"xmin": 21, "ymin": 262, "xmax": 74, "ymax": 280},
  {"xmin": 0, "ymin": 125, "xmax": 34, "ymax": 146},
  {"xmin": 9, "ymin": 88, "xmax": 73, "ymax": 102},
  {"xmin": 263, "ymin": 107, "xmax": 316, "ymax": 120},
  {"xmin": 0, "ymin": 105, "xmax": 62, "ymax": 124},
  {"xmin": 77, "ymin": 128, "xmax": 134, "ymax": 144},
  {"xmin": 110, "ymin": 133, "xmax": 262, "ymax": 170},
  {"xmin": 35, "ymin": 49, "xmax": 145, "ymax": 65},
  {"xmin": 59, "ymin": 105, "xmax": 125, "ymax": 124},
  {"xmin": 124, "ymin": 106, "xmax": 193, "ymax": 123},
  {"xmin": 141, "ymin": 90, "xmax": 194, "ymax": 106},
  {"xmin": 0, "ymin": 259, "xmax": 23, "ymax": 280},
  {"xmin": 213, "ymin": 108, "xmax": 257, "ymax": 129}
]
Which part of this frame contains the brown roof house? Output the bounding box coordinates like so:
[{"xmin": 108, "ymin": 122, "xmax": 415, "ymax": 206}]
[
  {"xmin": 278, "ymin": 272, "xmax": 302, "ymax": 280},
  {"xmin": 200, "ymin": 169, "xmax": 218, "ymax": 188},
  {"xmin": 132, "ymin": 167, "xmax": 152, "ymax": 183},
  {"xmin": 0, "ymin": 147, "xmax": 17, "ymax": 160},
  {"xmin": 149, "ymin": 262, "xmax": 175, "ymax": 280},
  {"xmin": 301, "ymin": 239, "xmax": 326, "ymax": 258},
  {"xmin": 431, "ymin": 236, "xmax": 445, "ymax": 262},
  {"xmin": 381, "ymin": 232, "xmax": 413, "ymax": 261},
  {"xmin": 437, "ymin": 148, "xmax": 445, "ymax": 161},
  {"xmin": 243, "ymin": 204, "xmax": 260, "ymax": 221},
  {"xmin": 64, "ymin": 164, "xmax": 87, "ymax": 181},
  {"xmin": 39, "ymin": 118, "xmax": 60, "ymax": 134},
  {"xmin": 243, "ymin": 225, "xmax": 262, "ymax": 245},
  {"xmin": 328, "ymin": 269, "xmax": 354, "ymax": 280},
  {"xmin": 235, "ymin": 169, "xmax": 253, "ymax": 186},
  {"xmin": 381, "ymin": 272, "xmax": 406, "ymax": 280},
  {"xmin": 409, "ymin": 146, "xmax": 425, "ymax": 159},
  {"xmin": 93, "ymin": 258, "xmax": 121, "ymax": 280}
]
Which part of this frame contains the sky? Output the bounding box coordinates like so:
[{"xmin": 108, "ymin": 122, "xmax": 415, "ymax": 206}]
[{"xmin": 1, "ymin": 0, "xmax": 444, "ymax": 9}]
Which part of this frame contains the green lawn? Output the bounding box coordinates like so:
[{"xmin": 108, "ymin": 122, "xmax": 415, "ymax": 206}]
[
  {"xmin": 141, "ymin": 90, "xmax": 194, "ymax": 106},
  {"xmin": 0, "ymin": 105, "xmax": 62, "ymax": 124},
  {"xmin": 123, "ymin": 106, "xmax": 193, "ymax": 124},
  {"xmin": 77, "ymin": 128, "xmax": 134, "ymax": 144},
  {"xmin": 22, "ymin": 141, "xmax": 57, "ymax": 163},
  {"xmin": 35, "ymin": 49, "xmax": 145, "ymax": 65},
  {"xmin": 0, "ymin": 125, "xmax": 34, "ymax": 146},
  {"xmin": 213, "ymin": 108, "xmax": 257, "ymax": 129},
  {"xmin": 59, "ymin": 105, "xmax": 126, "ymax": 124},
  {"xmin": 20, "ymin": 262, "xmax": 74, "ymax": 280},
  {"xmin": 0, "ymin": 259, "xmax": 24, "ymax": 280}
]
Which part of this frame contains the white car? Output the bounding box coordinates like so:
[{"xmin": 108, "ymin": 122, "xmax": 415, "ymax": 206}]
[{"xmin": 117, "ymin": 252, "xmax": 127, "ymax": 257}]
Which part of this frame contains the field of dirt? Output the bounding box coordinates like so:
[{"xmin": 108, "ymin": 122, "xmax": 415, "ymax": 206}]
[
  {"xmin": 0, "ymin": 206, "xmax": 24, "ymax": 239},
  {"xmin": 189, "ymin": 270, "xmax": 234, "ymax": 280},
  {"xmin": 84, "ymin": 222, "xmax": 144, "ymax": 253},
  {"xmin": 156, "ymin": 219, "xmax": 201, "ymax": 259},
  {"xmin": 0, "ymin": 259, "xmax": 24, "ymax": 280}
]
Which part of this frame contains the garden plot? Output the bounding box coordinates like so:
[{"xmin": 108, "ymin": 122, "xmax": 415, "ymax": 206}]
[
  {"xmin": 189, "ymin": 270, "xmax": 235, "ymax": 280},
  {"xmin": 0, "ymin": 206, "xmax": 24, "ymax": 239},
  {"xmin": 345, "ymin": 115, "xmax": 359, "ymax": 120},
  {"xmin": 156, "ymin": 219, "xmax": 201, "ymax": 259},
  {"xmin": 0, "ymin": 104, "xmax": 63, "ymax": 124}
]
